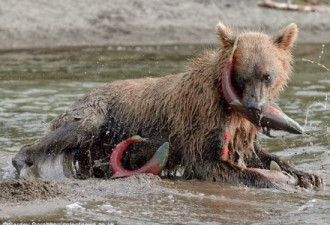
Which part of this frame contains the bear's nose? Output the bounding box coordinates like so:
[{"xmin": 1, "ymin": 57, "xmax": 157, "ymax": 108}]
[{"xmin": 246, "ymin": 102, "xmax": 262, "ymax": 112}]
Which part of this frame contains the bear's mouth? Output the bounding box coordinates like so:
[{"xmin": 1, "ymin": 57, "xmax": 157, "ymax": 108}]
[{"xmin": 221, "ymin": 38, "xmax": 303, "ymax": 135}]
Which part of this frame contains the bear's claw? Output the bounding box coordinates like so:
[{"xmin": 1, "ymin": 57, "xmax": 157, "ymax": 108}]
[{"xmin": 295, "ymin": 171, "xmax": 325, "ymax": 188}]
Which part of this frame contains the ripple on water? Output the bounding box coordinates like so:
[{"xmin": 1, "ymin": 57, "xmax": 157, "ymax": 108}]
[{"xmin": 0, "ymin": 45, "xmax": 329, "ymax": 224}]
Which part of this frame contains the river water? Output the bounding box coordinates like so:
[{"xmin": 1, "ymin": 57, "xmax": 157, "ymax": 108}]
[{"xmin": 0, "ymin": 44, "xmax": 329, "ymax": 224}]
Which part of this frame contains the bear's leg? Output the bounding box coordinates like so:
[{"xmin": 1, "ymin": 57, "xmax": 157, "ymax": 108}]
[
  {"xmin": 195, "ymin": 160, "xmax": 286, "ymax": 188},
  {"xmin": 252, "ymin": 141, "xmax": 325, "ymax": 188},
  {"xmin": 12, "ymin": 119, "xmax": 102, "ymax": 179},
  {"xmin": 12, "ymin": 144, "xmax": 33, "ymax": 174}
]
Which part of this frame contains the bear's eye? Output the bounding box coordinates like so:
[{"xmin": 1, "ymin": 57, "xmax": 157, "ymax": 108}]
[{"xmin": 263, "ymin": 73, "xmax": 271, "ymax": 82}]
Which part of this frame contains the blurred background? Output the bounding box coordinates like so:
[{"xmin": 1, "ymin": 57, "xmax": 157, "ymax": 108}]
[{"xmin": 0, "ymin": 0, "xmax": 330, "ymax": 50}]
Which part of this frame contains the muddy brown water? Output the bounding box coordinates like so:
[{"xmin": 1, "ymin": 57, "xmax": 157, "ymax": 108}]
[{"xmin": 0, "ymin": 44, "xmax": 329, "ymax": 224}]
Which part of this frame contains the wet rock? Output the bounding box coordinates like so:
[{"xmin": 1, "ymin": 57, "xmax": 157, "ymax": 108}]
[{"xmin": 270, "ymin": 161, "xmax": 281, "ymax": 172}]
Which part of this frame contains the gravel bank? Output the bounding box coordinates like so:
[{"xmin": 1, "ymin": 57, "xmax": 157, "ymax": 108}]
[{"xmin": 0, "ymin": 0, "xmax": 329, "ymax": 50}]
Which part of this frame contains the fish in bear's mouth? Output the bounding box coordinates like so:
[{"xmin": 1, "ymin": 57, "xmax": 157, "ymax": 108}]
[{"xmin": 221, "ymin": 37, "xmax": 303, "ymax": 136}]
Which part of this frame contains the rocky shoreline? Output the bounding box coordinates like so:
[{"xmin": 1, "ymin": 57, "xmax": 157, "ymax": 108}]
[{"xmin": 0, "ymin": 0, "xmax": 330, "ymax": 50}]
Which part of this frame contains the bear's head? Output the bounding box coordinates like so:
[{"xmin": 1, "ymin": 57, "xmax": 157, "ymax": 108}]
[{"xmin": 217, "ymin": 23, "xmax": 298, "ymax": 113}]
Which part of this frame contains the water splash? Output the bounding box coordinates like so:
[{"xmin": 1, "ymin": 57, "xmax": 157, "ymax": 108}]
[
  {"xmin": 301, "ymin": 44, "xmax": 329, "ymax": 133},
  {"xmin": 301, "ymin": 44, "xmax": 330, "ymax": 72},
  {"xmin": 304, "ymin": 95, "xmax": 328, "ymax": 131}
]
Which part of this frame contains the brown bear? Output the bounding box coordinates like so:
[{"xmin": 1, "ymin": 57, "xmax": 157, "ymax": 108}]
[{"xmin": 12, "ymin": 22, "xmax": 324, "ymax": 188}]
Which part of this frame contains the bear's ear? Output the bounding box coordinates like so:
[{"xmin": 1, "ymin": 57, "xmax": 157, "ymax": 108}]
[
  {"xmin": 274, "ymin": 23, "xmax": 298, "ymax": 51},
  {"xmin": 216, "ymin": 22, "xmax": 236, "ymax": 47}
]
